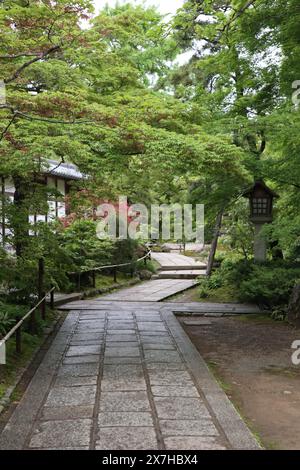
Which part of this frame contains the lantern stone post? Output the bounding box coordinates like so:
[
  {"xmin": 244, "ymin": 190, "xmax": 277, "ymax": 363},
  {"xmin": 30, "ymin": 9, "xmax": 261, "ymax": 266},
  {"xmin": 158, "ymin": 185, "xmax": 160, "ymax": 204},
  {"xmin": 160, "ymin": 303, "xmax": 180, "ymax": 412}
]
[
  {"xmin": 243, "ymin": 180, "xmax": 278, "ymax": 262},
  {"xmin": 253, "ymin": 223, "xmax": 267, "ymax": 262}
]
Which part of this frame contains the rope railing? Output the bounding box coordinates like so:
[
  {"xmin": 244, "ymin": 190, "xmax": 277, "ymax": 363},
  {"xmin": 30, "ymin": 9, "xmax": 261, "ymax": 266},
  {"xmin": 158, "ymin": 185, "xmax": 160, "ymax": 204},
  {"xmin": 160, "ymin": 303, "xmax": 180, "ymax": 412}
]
[
  {"xmin": 0, "ymin": 286, "xmax": 55, "ymax": 365},
  {"xmin": 70, "ymin": 249, "xmax": 152, "ymax": 289},
  {"xmin": 69, "ymin": 249, "xmax": 152, "ymax": 274},
  {"xmin": 0, "ymin": 250, "xmax": 152, "ymax": 363}
]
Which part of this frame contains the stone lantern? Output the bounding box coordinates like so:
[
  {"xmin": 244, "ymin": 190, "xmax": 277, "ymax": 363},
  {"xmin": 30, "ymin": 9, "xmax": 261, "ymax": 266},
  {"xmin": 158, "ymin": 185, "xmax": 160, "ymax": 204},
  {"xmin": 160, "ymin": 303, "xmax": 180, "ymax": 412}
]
[{"xmin": 243, "ymin": 180, "xmax": 278, "ymax": 261}]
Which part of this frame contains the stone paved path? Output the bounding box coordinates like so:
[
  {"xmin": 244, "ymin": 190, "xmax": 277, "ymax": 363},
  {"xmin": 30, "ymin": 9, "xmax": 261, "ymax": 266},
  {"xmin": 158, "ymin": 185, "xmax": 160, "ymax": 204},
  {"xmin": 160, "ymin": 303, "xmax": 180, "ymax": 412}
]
[
  {"xmin": 95, "ymin": 279, "xmax": 198, "ymax": 302},
  {"xmin": 59, "ymin": 300, "xmax": 262, "ymax": 314},
  {"xmin": 151, "ymin": 253, "xmax": 206, "ymax": 280},
  {"xmin": 0, "ymin": 300, "xmax": 259, "ymax": 450}
]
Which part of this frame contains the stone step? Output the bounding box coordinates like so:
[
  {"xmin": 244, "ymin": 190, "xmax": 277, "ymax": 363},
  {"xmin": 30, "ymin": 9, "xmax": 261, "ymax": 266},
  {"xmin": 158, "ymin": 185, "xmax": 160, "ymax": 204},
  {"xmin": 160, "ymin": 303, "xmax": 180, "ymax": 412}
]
[
  {"xmin": 46, "ymin": 292, "xmax": 83, "ymax": 307},
  {"xmin": 156, "ymin": 270, "xmax": 206, "ymax": 280},
  {"xmin": 157, "ymin": 265, "xmax": 207, "ymax": 271}
]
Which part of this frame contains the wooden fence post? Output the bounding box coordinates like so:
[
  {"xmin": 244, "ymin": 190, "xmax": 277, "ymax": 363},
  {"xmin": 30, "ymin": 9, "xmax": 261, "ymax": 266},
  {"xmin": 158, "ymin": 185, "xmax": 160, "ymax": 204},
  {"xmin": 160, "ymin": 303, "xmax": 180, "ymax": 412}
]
[
  {"xmin": 41, "ymin": 297, "xmax": 46, "ymax": 321},
  {"xmin": 38, "ymin": 258, "xmax": 44, "ymax": 300},
  {"xmin": 29, "ymin": 309, "xmax": 36, "ymax": 334},
  {"xmin": 50, "ymin": 288, "xmax": 54, "ymax": 310},
  {"xmin": 15, "ymin": 322, "xmax": 21, "ymax": 354},
  {"xmin": 38, "ymin": 258, "xmax": 46, "ymax": 321}
]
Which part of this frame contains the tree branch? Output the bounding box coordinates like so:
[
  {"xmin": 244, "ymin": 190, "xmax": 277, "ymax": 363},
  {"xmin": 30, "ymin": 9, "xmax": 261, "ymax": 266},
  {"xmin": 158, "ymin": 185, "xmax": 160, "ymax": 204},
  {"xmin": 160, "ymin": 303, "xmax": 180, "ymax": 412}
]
[
  {"xmin": 215, "ymin": 0, "xmax": 258, "ymax": 41},
  {"xmin": 4, "ymin": 45, "xmax": 60, "ymax": 84},
  {"xmin": 0, "ymin": 53, "xmax": 39, "ymax": 59},
  {"xmin": 269, "ymin": 178, "xmax": 300, "ymax": 190},
  {"xmin": 0, "ymin": 112, "xmax": 18, "ymax": 142},
  {"xmin": 0, "ymin": 104, "xmax": 95, "ymax": 125}
]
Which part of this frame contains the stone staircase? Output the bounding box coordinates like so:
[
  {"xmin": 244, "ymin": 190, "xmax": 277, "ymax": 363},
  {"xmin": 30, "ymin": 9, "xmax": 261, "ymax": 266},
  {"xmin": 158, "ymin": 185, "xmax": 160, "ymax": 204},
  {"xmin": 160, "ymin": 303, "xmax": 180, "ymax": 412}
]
[
  {"xmin": 151, "ymin": 253, "xmax": 207, "ymax": 280},
  {"xmin": 154, "ymin": 268, "xmax": 207, "ymax": 280}
]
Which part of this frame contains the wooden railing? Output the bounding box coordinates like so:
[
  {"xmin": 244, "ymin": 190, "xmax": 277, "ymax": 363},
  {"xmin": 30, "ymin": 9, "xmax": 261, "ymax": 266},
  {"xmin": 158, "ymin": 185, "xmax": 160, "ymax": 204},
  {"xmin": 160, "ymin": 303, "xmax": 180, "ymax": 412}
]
[
  {"xmin": 70, "ymin": 249, "xmax": 152, "ymax": 290},
  {"xmin": 0, "ymin": 250, "xmax": 152, "ymax": 364},
  {"xmin": 0, "ymin": 287, "xmax": 55, "ymax": 365}
]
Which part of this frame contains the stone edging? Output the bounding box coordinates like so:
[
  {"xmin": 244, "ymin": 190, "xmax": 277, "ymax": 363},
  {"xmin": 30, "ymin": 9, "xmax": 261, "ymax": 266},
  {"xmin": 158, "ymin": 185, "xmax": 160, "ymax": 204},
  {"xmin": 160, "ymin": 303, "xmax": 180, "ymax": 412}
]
[
  {"xmin": 82, "ymin": 277, "xmax": 141, "ymax": 299},
  {"xmin": 0, "ymin": 314, "xmax": 64, "ymax": 419},
  {"xmin": 161, "ymin": 306, "xmax": 262, "ymax": 450}
]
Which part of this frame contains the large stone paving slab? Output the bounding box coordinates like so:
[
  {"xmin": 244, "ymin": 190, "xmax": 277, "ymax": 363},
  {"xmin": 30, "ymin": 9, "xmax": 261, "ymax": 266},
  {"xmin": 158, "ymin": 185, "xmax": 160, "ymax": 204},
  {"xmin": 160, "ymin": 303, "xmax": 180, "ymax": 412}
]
[
  {"xmin": 144, "ymin": 350, "xmax": 182, "ymax": 363},
  {"xmin": 96, "ymin": 427, "xmax": 158, "ymax": 450},
  {"xmin": 160, "ymin": 419, "xmax": 219, "ymax": 437},
  {"xmin": 29, "ymin": 419, "xmax": 92, "ymax": 449},
  {"xmin": 66, "ymin": 345, "xmax": 101, "ymax": 356},
  {"xmin": 148, "ymin": 370, "xmax": 193, "ymax": 386},
  {"xmin": 105, "ymin": 346, "xmax": 140, "ymax": 358},
  {"xmin": 154, "ymin": 397, "xmax": 211, "ymax": 420},
  {"xmin": 55, "ymin": 374, "xmax": 97, "ymax": 387},
  {"xmin": 98, "ymin": 412, "xmax": 153, "ymax": 427},
  {"xmin": 101, "ymin": 364, "xmax": 146, "ymax": 391},
  {"xmin": 56, "ymin": 363, "xmax": 99, "ymax": 377},
  {"xmin": 45, "ymin": 385, "xmax": 97, "ymax": 407},
  {"xmin": 164, "ymin": 436, "xmax": 226, "ymax": 451},
  {"xmin": 151, "ymin": 385, "xmax": 200, "ymax": 398},
  {"xmin": 41, "ymin": 405, "xmax": 94, "ymax": 421},
  {"xmin": 100, "ymin": 391, "xmax": 151, "ymax": 412},
  {"xmin": 104, "ymin": 356, "xmax": 142, "ymax": 365},
  {"xmin": 63, "ymin": 355, "xmax": 100, "ymax": 365}
]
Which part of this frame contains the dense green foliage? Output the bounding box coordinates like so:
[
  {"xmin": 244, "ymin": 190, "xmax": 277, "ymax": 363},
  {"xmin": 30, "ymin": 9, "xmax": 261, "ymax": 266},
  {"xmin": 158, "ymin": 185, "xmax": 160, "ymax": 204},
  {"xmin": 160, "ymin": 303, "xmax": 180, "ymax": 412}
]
[
  {"xmin": 0, "ymin": 0, "xmax": 300, "ymax": 326},
  {"xmin": 200, "ymin": 258, "xmax": 300, "ymax": 309},
  {"xmin": 172, "ymin": 0, "xmax": 300, "ymax": 255}
]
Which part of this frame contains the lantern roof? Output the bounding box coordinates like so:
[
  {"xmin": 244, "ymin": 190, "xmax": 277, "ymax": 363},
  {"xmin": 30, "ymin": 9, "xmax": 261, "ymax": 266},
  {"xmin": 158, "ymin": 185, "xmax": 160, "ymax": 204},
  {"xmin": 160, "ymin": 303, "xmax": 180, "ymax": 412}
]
[{"xmin": 243, "ymin": 179, "xmax": 279, "ymax": 199}]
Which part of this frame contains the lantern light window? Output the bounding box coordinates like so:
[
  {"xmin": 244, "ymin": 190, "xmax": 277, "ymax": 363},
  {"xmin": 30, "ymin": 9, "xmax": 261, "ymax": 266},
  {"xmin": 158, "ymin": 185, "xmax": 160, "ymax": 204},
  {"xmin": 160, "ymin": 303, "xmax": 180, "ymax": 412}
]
[{"xmin": 252, "ymin": 198, "xmax": 269, "ymax": 215}]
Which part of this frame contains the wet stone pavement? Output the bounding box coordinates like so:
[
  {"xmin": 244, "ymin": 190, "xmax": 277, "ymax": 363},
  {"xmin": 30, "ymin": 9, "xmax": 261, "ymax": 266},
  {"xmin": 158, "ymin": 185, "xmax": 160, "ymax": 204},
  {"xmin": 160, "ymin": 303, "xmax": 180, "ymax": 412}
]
[{"xmin": 0, "ymin": 301, "xmax": 260, "ymax": 450}]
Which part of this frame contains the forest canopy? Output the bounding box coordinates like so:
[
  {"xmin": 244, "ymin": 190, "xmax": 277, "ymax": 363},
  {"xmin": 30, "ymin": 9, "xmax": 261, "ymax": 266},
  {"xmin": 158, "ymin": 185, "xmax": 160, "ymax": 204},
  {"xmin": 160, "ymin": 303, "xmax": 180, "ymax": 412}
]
[{"xmin": 0, "ymin": 0, "xmax": 300, "ymax": 310}]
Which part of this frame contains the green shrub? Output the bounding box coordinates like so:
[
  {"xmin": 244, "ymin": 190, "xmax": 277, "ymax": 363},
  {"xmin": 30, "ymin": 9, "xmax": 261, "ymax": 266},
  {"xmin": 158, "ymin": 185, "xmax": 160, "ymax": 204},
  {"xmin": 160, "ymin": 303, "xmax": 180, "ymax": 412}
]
[
  {"xmin": 198, "ymin": 275, "xmax": 222, "ymax": 298},
  {"xmin": 270, "ymin": 306, "xmax": 287, "ymax": 322},
  {"xmin": 204, "ymin": 259, "xmax": 300, "ymax": 308},
  {"xmin": 238, "ymin": 264, "xmax": 300, "ymax": 306},
  {"xmin": 0, "ymin": 219, "xmax": 142, "ymax": 300},
  {"xmin": 0, "ymin": 311, "xmax": 15, "ymax": 338},
  {"xmin": 61, "ymin": 219, "xmax": 115, "ymax": 270},
  {"xmin": 199, "ymin": 284, "xmax": 209, "ymax": 298},
  {"xmin": 0, "ymin": 303, "xmax": 28, "ymax": 338}
]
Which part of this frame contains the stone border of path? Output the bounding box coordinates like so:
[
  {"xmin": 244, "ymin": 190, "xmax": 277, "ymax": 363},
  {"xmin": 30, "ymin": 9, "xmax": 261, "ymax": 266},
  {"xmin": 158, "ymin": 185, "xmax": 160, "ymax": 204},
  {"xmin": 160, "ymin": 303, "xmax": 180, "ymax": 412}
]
[
  {"xmin": 0, "ymin": 311, "xmax": 67, "ymax": 420},
  {"xmin": 0, "ymin": 313, "xmax": 79, "ymax": 450},
  {"xmin": 161, "ymin": 307, "xmax": 261, "ymax": 450},
  {"xmin": 47, "ymin": 278, "xmax": 141, "ymax": 307}
]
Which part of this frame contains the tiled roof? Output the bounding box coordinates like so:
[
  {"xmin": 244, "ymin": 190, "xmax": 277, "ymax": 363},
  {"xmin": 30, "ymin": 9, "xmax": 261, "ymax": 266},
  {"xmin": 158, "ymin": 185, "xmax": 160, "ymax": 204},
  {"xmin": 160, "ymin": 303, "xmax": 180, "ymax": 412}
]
[{"xmin": 43, "ymin": 160, "xmax": 85, "ymax": 180}]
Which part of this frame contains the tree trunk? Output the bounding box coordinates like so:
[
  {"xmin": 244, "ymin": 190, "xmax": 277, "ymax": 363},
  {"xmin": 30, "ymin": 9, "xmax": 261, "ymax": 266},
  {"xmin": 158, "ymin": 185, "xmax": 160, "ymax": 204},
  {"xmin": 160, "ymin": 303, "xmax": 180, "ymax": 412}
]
[
  {"xmin": 1, "ymin": 176, "xmax": 5, "ymax": 247},
  {"xmin": 270, "ymin": 240, "xmax": 284, "ymax": 260},
  {"xmin": 12, "ymin": 176, "xmax": 29, "ymax": 256},
  {"xmin": 287, "ymin": 284, "xmax": 300, "ymax": 328},
  {"xmin": 206, "ymin": 209, "xmax": 223, "ymax": 277}
]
